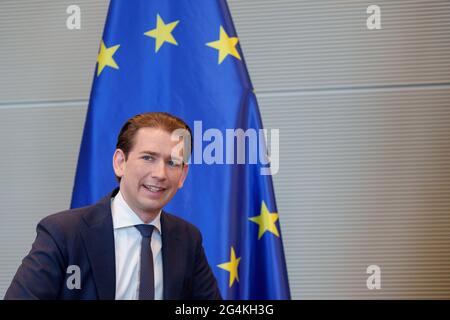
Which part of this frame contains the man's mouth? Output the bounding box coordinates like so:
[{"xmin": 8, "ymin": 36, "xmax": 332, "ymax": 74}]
[{"xmin": 143, "ymin": 184, "xmax": 166, "ymax": 193}]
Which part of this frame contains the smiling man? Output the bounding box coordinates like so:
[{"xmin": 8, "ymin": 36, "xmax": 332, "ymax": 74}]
[{"xmin": 5, "ymin": 112, "xmax": 222, "ymax": 300}]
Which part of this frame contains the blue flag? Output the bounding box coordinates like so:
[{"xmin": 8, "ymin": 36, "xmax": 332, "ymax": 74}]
[{"xmin": 71, "ymin": 0, "xmax": 290, "ymax": 299}]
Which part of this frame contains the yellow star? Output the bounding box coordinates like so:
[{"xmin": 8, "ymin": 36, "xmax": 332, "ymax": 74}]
[
  {"xmin": 144, "ymin": 14, "xmax": 179, "ymax": 52},
  {"xmin": 217, "ymin": 246, "xmax": 241, "ymax": 287},
  {"xmin": 96, "ymin": 40, "xmax": 120, "ymax": 76},
  {"xmin": 206, "ymin": 26, "xmax": 241, "ymax": 64},
  {"xmin": 249, "ymin": 201, "xmax": 280, "ymax": 240}
]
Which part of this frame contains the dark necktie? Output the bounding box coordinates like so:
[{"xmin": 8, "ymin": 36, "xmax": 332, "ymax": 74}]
[{"xmin": 134, "ymin": 224, "xmax": 155, "ymax": 300}]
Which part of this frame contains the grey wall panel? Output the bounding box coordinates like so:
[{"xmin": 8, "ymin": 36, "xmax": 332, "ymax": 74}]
[
  {"xmin": 2, "ymin": 1, "xmax": 449, "ymax": 103},
  {"xmin": 228, "ymin": 0, "xmax": 450, "ymax": 91},
  {"xmin": 258, "ymin": 87, "xmax": 450, "ymax": 298},
  {"xmin": 0, "ymin": 0, "xmax": 108, "ymax": 103},
  {"xmin": 0, "ymin": 104, "xmax": 87, "ymax": 296}
]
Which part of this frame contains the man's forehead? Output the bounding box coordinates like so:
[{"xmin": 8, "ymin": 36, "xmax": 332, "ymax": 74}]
[{"xmin": 133, "ymin": 127, "xmax": 186, "ymax": 153}]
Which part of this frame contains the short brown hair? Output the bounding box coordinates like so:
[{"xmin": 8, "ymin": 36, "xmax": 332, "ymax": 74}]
[{"xmin": 116, "ymin": 111, "xmax": 192, "ymax": 161}]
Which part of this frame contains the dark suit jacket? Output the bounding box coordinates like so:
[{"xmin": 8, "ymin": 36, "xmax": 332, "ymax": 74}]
[{"xmin": 4, "ymin": 188, "xmax": 222, "ymax": 300}]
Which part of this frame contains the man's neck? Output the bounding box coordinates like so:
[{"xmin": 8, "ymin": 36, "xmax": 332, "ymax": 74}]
[
  {"xmin": 119, "ymin": 191, "xmax": 160, "ymax": 224},
  {"xmin": 135, "ymin": 211, "xmax": 159, "ymax": 224}
]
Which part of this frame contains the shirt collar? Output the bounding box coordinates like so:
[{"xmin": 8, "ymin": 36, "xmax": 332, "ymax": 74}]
[{"xmin": 111, "ymin": 190, "xmax": 162, "ymax": 234}]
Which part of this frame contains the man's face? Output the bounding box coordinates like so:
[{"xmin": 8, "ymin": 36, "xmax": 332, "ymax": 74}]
[{"xmin": 113, "ymin": 127, "xmax": 189, "ymax": 218}]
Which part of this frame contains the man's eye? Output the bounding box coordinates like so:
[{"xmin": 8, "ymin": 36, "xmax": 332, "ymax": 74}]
[
  {"xmin": 168, "ymin": 160, "xmax": 181, "ymax": 167},
  {"xmin": 143, "ymin": 155, "xmax": 155, "ymax": 161}
]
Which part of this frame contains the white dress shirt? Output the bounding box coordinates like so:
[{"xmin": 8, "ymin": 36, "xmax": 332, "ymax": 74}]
[{"xmin": 111, "ymin": 191, "xmax": 163, "ymax": 300}]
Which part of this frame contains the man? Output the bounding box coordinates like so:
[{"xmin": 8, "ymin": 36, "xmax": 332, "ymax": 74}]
[{"xmin": 5, "ymin": 112, "xmax": 222, "ymax": 300}]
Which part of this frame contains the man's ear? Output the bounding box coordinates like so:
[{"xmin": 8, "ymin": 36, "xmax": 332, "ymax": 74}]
[
  {"xmin": 113, "ymin": 149, "xmax": 126, "ymax": 179},
  {"xmin": 177, "ymin": 164, "xmax": 189, "ymax": 189}
]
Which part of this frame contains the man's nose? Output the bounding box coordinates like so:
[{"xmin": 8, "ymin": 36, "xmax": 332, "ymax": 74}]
[{"xmin": 151, "ymin": 159, "xmax": 167, "ymax": 180}]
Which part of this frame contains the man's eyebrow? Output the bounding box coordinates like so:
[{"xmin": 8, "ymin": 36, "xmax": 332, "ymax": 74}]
[{"xmin": 140, "ymin": 151, "xmax": 160, "ymax": 156}]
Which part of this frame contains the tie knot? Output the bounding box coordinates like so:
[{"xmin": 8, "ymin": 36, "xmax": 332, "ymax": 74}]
[{"xmin": 135, "ymin": 224, "xmax": 155, "ymax": 238}]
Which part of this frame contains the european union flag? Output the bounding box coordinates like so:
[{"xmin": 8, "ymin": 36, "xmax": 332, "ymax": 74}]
[{"xmin": 71, "ymin": 0, "xmax": 290, "ymax": 299}]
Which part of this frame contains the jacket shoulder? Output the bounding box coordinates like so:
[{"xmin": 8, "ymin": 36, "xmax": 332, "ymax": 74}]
[
  {"xmin": 38, "ymin": 204, "xmax": 97, "ymax": 234},
  {"xmin": 162, "ymin": 211, "xmax": 202, "ymax": 239}
]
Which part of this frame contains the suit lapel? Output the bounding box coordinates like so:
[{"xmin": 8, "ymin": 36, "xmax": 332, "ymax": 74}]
[
  {"xmin": 78, "ymin": 191, "xmax": 185, "ymax": 300},
  {"xmin": 161, "ymin": 212, "xmax": 184, "ymax": 300},
  {"xmin": 80, "ymin": 190, "xmax": 117, "ymax": 300}
]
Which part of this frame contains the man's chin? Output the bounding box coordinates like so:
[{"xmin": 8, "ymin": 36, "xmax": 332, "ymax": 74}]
[{"xmin": 138, "ymin": 199, "xmax": 162, "ymax": 211}]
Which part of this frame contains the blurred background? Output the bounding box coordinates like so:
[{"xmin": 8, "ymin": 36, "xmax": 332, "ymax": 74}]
[{"xmin": 1, "ymin": 0, "xmax": 450, "ymax": 299}]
